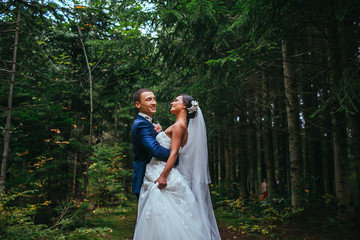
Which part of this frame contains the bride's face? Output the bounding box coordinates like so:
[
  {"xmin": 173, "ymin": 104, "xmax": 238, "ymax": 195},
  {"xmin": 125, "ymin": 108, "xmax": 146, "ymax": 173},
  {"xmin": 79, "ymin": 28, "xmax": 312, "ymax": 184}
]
[{"xmin": 170, "ymin": 96, "xmax": 186, "ymax": 114}]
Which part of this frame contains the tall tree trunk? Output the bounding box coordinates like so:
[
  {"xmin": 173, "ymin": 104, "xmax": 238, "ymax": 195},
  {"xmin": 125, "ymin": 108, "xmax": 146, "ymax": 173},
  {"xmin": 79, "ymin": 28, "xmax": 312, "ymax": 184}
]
[
  {"xmin": 285, "ymin": 128, "xmax": 291, "ymax": 197},
  {"xmin": 224, "ymin": 124, "xmax": 230, "ymax": 186},
  {"xmin": 262, "ymin": 72, "xmax": 275, "ymax": 198},
  {"xmin": 272, "ymin": 112, "xmax": 279, "ymax": 193},
  {"xmin": 229, "ymin": 124, "xmax": 236, "ymax": 182},
  {"xmin": 72, "ymin": 153, "xmax": 78, "ymax": 199},
  {"xmin": 238, "ymin": 119, "xmax": 248, "ymax": 198},
  {"xmin": 219, "ymin": 127, "xmax": 225, "ymax": 185},
  {"xmin": 231, "ymin": 122, "xmax": 237, "ymax": 183},
  {"xmin": 214, "ymin": 133, "xmax": 219, "ymax": 185},
  {"xmin": 282, "ymin": 39, "xmax": 304, "ymax": 207},
  {"xmin": 209, "ymin": 141, "xmax": 215, "ymax": 184},
  {"xmin": 303, "ymin": 25, "xmax": 327, "ymax": 198},
  {"xmin": 0, "ymin": 11, "xmax": 20, "ymax": 193},
  {"xmin": 274, "ymin": 86, "xmax": 287, "ymax": 195},
  {"xmin": 77, "ymin": 25, "xmax": 93, "ymax": 197},
  {"xmin": 332, "ymin": 112, "xmax": 352, "ymax": 217},
  {"xmin": 247, "ymin": 117, "xmax": 256, "ymax": 196},
  {"xmin": 321, "ymin": 116, "xmax": 334, "ymax": 196},
  {"xmin": 256, "ymin": 120, "xmax": 263, "ymax": 196},
  {"xmin": 350, "ymin": 113, "xmax": 360, "ymax": 208},
  {"xmin": 233, "ymin": 122, "xmax": 241, "ymax": 196},
  {"xmin": 327, "ymin": 17, "xmax": 353, "ymax": 219},
  {"xmin": 339, "ymin": 6, "xmax": 359, "ymax": 213},
  {"xmin": 301, "ymin": 45, "xmax": 322, "ymax": 198}
]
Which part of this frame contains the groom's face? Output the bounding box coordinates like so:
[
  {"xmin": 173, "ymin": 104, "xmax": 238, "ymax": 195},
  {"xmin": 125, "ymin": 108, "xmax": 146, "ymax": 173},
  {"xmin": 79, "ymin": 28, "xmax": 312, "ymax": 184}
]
[{"xmin": 136, "ymin": 91, "xmax": 157, "ymax": 117}]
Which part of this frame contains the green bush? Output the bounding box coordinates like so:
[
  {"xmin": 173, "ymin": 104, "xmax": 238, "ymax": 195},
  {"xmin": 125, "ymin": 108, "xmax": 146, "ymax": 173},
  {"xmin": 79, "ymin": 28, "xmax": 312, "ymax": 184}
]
[
  {"xmin": 0, "ymin": 189, "xmax": 116, "ymax": 240},
  {"xmin": 88, "ymin": 143, "xmax": 132, "ymax": 207},
  {"xmin": 0, "ymin": 190, "xmax": 58, "ymax": 239},
  {"xmin": 213, "ymin": 185, "xmax": 304, "ymax": 238}
]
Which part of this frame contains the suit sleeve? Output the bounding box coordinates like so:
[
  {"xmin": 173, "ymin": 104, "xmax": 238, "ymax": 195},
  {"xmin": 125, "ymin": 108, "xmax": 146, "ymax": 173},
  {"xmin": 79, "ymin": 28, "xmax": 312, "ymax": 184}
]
[{"xmin": 136, "ymin": 122, "xmax": 170, "ymax": 161}]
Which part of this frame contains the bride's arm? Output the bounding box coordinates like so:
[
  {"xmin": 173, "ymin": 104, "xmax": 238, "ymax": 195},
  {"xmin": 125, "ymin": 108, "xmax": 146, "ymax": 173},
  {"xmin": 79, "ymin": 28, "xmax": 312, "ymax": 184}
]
[{"xmin": 155, "ymin": 123, "xmax": 185, "ymax": 189}]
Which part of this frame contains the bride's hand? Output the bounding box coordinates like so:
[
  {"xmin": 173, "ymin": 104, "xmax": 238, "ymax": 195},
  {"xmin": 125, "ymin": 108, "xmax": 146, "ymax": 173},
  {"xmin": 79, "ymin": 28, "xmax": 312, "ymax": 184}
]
[{"xmin": 155, "ymin": 176, "xmax": 167, "ymax": 189}]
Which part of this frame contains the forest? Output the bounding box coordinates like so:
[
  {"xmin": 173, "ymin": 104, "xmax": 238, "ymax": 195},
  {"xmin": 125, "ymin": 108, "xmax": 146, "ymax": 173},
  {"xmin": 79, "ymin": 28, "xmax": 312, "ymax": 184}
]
[{"xmin": 1, "ymin": 0, "xmax": 360, "ymax": 239}]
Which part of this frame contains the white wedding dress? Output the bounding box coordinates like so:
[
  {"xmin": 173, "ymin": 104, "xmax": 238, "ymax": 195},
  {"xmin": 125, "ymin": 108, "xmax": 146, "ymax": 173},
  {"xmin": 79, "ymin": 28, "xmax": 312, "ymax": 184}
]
[{"xmin": 133, "ymin": 131, "xmax": 211, "ymax": 240}]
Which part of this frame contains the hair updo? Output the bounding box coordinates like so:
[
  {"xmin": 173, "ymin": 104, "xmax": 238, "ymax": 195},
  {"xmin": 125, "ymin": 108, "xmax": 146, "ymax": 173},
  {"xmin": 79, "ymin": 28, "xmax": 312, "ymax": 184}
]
[{"xmin": 179, "ymin": 94, "xmax": 197, "ymax": 119}]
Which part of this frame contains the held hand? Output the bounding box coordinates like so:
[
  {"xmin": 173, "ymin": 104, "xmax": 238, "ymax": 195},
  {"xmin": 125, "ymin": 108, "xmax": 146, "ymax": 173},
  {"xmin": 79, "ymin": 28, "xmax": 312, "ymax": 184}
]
[
  {"xmin": 155, "ymin": 175, "xmax": 167, "ymax": 189},
  {"xmin": 154, "ymin": 123, "xmax": 162, "ymax": 133}
]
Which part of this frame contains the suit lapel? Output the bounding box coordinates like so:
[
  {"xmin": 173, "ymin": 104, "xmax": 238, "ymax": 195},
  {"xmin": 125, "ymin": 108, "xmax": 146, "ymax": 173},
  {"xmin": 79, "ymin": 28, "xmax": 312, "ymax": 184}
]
[{"xmin": 137, "ymin": 115, "xmax": 156, "ymax": 135}]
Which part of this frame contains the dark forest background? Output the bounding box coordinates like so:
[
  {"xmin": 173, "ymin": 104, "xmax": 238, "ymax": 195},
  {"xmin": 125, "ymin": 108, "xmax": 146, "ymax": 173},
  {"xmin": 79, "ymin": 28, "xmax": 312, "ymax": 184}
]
[{"xmin": 1, "ymin": 0, "xmax": 359, "ymax": 239}]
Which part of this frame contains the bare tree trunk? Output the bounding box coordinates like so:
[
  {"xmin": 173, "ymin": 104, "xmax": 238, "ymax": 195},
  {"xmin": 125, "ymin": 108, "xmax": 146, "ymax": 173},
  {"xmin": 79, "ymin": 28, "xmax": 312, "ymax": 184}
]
[
  {"xmin": 224, "ymin": 124, "xmax": 230, "ymax": 186},
  {"xmin": 339, "ymin": 8, "xmax": 359, "ymax": 216},
  {"xmin": 322, "ymin": 117, "xmax": 334, "ymax": 196},
  {"xmin": 231, "ymin": 123, "xmax": 236, "ymax": 183},
  {"xmin": 214, "ymin": 133, "xmax": 219, "ymax": 185},
  {"xmin": 350, "ymin": 113, "xmax": 360, "ymax": 208},
  {"xmin": 247, "ymin": 117, "xmax": 256, "ymax": 196},
  {"xmin": 233, "ymin": 122, "xmax": 241, "ymax": 196},
  {"xmin": 77, "ymin": 25, "xmax": 93, "ymax": 196},
  {"xmin": 225, "ymin": 122, "xmax": 236, "ymax": 194},
  {"xmin": 301, "ymin": 25, "xmax": 325, "ymax": 198},
  {"xmin": 238, "ymin": 120, "xmax": 248, "ymax": 198},
  {"xmin": 219, "ymin": 126, "xmax": 226, "ymax": 185},
  {"xmin": 262, "ymin": 72, "xmax": 275, "ymax": 198},
  {"xmin": 301, "ymin": 73, "xmax": 320, "ymax": 199},
  {"xmin": 272, "ymin": 114, "xmax": 279, "ymax": 192},
  {"xmin": 327, "ymin": 18, "xmax": 353, "ymax": 219},
  {"xmin": 208, "ymin": 141, "xmax": 214, "ymax": 184},
  {"xmin": 256, "ymin": 121, "xmax": 263, "ymax": 196},
  {"xmin": 72, "ymin": 153, "xmax": 78, "ymax": 198},
  {"xmin": 282, "ymin": 39, "xmax": 304, "ymax": 207},
  {"xmin": 332, "ymin": 112, "xmax": 352, "ymax": 217},
  {"xmin": 274, "ymin": 87, "xmax": 287, "ymax": 195},
  {"xmin": 0, "ymin": 11, "xmax": 20, "ymax": 193}
]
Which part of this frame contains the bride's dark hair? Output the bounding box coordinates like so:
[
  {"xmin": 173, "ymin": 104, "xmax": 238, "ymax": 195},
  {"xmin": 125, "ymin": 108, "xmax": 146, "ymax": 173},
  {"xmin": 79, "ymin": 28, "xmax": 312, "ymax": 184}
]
[{"xmin": 179, "ymin": 94, "xmax": 197, "ymax": 119}]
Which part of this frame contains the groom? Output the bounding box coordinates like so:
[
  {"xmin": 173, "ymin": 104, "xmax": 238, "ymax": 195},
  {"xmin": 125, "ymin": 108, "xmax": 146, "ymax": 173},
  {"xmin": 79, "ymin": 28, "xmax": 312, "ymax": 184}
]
[{"xmin": 131, "ymin": 89, "xmax": 170, "ymax": 198}]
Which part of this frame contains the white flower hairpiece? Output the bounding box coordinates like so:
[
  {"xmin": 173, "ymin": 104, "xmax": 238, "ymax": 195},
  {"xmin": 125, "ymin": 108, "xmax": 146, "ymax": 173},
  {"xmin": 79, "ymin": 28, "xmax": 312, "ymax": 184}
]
[{"xmin": 187, "ymin": 100, "xmax": 198, "ymax": 113}]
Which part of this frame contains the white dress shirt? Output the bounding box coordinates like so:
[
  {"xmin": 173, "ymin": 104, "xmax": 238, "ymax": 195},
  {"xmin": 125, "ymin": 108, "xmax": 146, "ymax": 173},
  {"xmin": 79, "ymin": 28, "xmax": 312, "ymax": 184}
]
[{"xmin": 138, "ymin": 112, "xmax": 153, "ymax": 123}]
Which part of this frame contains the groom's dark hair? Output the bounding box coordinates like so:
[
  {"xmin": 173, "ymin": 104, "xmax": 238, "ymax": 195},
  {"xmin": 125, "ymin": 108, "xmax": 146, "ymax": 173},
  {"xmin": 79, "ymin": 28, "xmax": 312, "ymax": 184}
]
[
  {"xmin": 179, "ymin": 94, "xmax": 196, "ymax": 119},
  {"xmin": 133, "ymin": 88, "xmax": 152, "ymax": 103}
]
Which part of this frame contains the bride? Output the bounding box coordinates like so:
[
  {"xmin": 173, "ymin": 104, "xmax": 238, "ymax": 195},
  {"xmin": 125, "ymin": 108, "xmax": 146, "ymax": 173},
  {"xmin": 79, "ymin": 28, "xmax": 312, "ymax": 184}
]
[{"xmin": 133, "ymin": 94, "xmax": 221, "ymax": 240}]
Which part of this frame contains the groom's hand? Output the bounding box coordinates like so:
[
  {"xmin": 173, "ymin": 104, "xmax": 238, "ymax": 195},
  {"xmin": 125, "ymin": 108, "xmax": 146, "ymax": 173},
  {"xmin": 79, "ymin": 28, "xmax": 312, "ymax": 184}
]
[
  {"xmin": 155, "ymin": 176, "xmax": 167, "ymax": 189},
  {"xmin": 154, "ymin": 123, "xmax": 162, "ymax": 133}
]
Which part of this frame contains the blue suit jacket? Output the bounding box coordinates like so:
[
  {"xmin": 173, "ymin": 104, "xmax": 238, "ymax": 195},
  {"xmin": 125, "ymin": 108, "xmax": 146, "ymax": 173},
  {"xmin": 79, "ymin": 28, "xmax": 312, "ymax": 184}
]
[{"xmin": 131, "ymin": 115, "xmax": 171, "ymax": 194}]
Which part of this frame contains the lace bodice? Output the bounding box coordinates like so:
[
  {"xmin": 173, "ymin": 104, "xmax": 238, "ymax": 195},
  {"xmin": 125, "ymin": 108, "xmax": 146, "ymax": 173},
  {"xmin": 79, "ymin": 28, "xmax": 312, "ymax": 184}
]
[{"xmin": 156, "ymin": 132, "xmax": 171, "ymax": 149}]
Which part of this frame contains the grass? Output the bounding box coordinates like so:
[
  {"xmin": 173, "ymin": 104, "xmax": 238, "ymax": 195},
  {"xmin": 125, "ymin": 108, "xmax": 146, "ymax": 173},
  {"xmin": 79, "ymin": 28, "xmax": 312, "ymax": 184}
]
[
  {"xmin": 87, "ymin": 202, "xmax": 138, "ymax": 240},
  {"xmin": 76, "ymin": 198, "xmax": 360, "ymax": 240}
]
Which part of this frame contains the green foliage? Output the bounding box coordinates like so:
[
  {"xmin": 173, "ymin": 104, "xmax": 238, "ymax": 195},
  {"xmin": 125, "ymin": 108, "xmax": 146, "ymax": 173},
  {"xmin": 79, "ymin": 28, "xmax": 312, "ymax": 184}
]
[
  {"xmin": 1, "ymin": 1, "xmax": 149, "ymax": 237},
  {"xmin": 213, "ymin": 184, "xmax": 304, "ymax": 238},
  {"xmin": 64, "ymin": 227, "xmax": 113, "ymax": 240},
  {"xmin": 50, "ymin": 200, "xmax": 93, "ymax": 231},
  {"xmin": 0, "ymin": 190, "xmax": 112, "ymax": 239},
  {"xmin": 1, "ymin": 0, "xmax": 360, "ymax": 238},
  {"xmin": 88, "ymin": 143, "xmax": 132, "ymax": 206},
  {"xmin": 219, "ymin": 198, "xmax": 304, "ymax": 237},
  {"xmin": 86, "ymin": 205, "xmax": 137, "ymax": 239},
  {"xmin": 0, "ymin": 190, "xmax": 57, "ymax": 239}
]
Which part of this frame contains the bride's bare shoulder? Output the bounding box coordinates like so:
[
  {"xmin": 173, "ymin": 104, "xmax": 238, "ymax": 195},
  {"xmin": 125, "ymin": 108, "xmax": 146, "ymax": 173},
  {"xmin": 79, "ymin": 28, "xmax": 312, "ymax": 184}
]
[
  {"xmin": 164, "ymin": 122, "xmax": 186, "ymax": 138},
  {"xmin": 172, "ymin": 121, "xmax": 186, "ymax": 131}
]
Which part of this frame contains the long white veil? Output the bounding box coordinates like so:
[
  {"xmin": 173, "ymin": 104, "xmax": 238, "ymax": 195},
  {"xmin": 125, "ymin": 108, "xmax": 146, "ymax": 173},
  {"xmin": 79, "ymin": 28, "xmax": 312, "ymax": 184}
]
[{"xmin": 178, "ymin": 107, "xmax": 221, "ymax": 240}]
